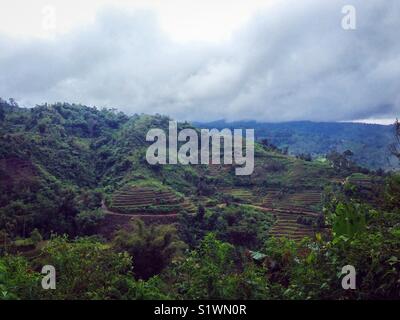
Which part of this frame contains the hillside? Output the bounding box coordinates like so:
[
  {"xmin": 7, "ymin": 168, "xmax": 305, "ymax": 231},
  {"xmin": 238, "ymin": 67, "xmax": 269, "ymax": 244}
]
[
  {"xmin": 1, "ymin": 100, "xmax": 400, "ymax": 300},
  {"xmin": 0, "ymin": 100, "xmax": 341, "ymax": 240},
  {"xmin": 196, "ymin": 120, "xmax": 398, "ymax": 170}
]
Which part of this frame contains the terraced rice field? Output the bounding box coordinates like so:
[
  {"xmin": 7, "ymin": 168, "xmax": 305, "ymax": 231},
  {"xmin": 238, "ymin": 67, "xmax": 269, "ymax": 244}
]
[
  {"xmin": 215, "ymin": 185, "xmax": 320, "ymax": 241},
  {"xmin": 219, "ymin": 187, "xmax": 261, "ymax": 205},
  {"xmin": 346, "ymin": 175, "xmax": 374, "ymax": 188},
  {"xmin": 260, "ymin": 189, "xmax": 322, "ymax": 241},
  {"xmin": 262, "ymin": 189, "xmax": 321, "ymax": 211},
  {"xmin": 261, "ymin": 189, "xmax": 281, "ymax": 208},
  {"xmin": 99, "ymin": 185, "xmax": 196, "ymax": 237},
  {"xmin": 97, "ymin": 210, "xmax": 180, "ymax": 239},
  {"xmin": 285, "ymin": 191, "xmax": 322, "ymax": 211},
  {"xmin": 268, "ymin": 212, "xmax": 315, "ymax": 241},
  {"xmin": 109, "ymin": 185, "xmax": 196, "ymax": 214}
]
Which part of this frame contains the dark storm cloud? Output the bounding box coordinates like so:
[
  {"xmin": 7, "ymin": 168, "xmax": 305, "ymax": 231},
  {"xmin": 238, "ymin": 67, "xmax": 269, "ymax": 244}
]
[{"xmin": 0, "ymin": 0, "xmax": 399, "ymax": 122}]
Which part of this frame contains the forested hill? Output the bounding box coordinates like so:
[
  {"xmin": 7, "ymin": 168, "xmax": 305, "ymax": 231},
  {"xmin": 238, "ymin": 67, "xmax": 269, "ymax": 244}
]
[
  {"xmin": 1, "ymin": 99, "xmax": 400, "ymax": 300},
  {"xmin": 0, "ymin": 99, "xmax": 339, "ymax": 238},
  {"xmin": 0, "ymin": 99, "xmax": 393, "ymax": 240},
  {"xmin": 0, "ymin": 100, "xmax": 178, "ymax": 236},
  {"xmin": 0, "ymin": 99, "xmax": 179, "ymax": 187},
  {"xmin": 196, "ymin": 120, "xmax": 398, "ymax": 170}
]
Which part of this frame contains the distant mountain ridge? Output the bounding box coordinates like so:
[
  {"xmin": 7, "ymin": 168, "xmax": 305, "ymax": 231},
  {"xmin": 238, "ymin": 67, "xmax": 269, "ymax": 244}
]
[{"xmin": 194, "ymin": 120, "xmax": 398, "ymax": 170}]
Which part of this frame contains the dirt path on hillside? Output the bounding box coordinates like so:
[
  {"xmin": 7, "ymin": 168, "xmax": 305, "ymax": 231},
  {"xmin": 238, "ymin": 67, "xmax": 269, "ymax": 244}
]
[
  {"xmin": 101, "ymin": 200, "xmax": 318, "ymax": 218},
  {"xmin": 98, "ymin": 200, "xmax": 178, "ymax": 238},
  {"xmin": 246, "ymin": 204, "xmax": 320, "ymax": 217},
  {"xmin": 101, "ymin": 200, "xmax": 178, "ymax": 218}
]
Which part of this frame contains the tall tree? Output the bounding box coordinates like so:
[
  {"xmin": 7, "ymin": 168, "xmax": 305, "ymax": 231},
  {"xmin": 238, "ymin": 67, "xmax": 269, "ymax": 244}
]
[
  {"xmin": 389, "ymin": 119, "xmax": 400, "ymax": 161},
  {"xmin": 113, "ymin": 219, "xmax": 186, "ymax": 279}
]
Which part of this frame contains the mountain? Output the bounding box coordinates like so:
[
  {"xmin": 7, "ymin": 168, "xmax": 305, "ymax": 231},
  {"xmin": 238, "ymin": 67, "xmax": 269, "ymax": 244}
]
[
  {"xmin": 1, "ymin": 100, "xmax": 343, "ymax": 238},
  {"xmin": 1, "ymin": 100, "xmax": 400, "ymax": 300},
  {"xmin": 195, "ymin": 120, "xmax": 398, "ymax": 170}
]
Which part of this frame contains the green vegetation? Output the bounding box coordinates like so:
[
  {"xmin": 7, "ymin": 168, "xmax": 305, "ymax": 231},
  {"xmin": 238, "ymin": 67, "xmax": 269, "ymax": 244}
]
[
  {"xmin": 113, "ymin": 219, "xmax": 186, "ymax": 279},
  {"xmin": 198, "ymin": 120, "xmax": 398, "ymax": 170},
  {"xmin": 1, "ymin": 100, "xmax": 399, "ymax": 300},
  {"xmin": 180, "ymin": 204, "xmax": 275, "ymax": 249}
]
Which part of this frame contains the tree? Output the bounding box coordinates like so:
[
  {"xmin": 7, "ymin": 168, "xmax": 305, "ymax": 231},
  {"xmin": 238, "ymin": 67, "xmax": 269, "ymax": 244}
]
[
  {"xmin": 260, "ymin": 138, "xmax": 278, "ymax": 151},
  {"xmin": 169, "ymin": 233, "xmax": 269, "ymax": 299},
  {"xmin": 0, "ymin": 255, "xmax": 41, "ymax": 300},
  {"xmin": 75, "ymin": 209, "xmax": 105, "ymax": 235},
  {"xmin": 0, "ymin": 229, "xmax": 11, "ymax": 254},
  {"xmin": 343, "ymin": 149, "xmax": 354, "ymax": 157},
  {"xmin": 326, "ymin": 151, "xmax": 356, "ymax": 172},
  {"xmin": 29, "ymin": 228, "xmax": 42, "ymax": 245},
  {"xmin": 113, "ymin": 219, "xmax": 187, "ymax": 279},
  {"xmin": 297, "ymin": 153, "xmax": 312, "ymax": 161},
  {"xmin": 40, "ymin": 236, "xmax": 134, "ymax": 299},
  {"xmin": 330, "ymin": 202, "xmax": 367, "ymax": 238},
  {"xmin": 197, "ymin": 205, "xmax": 205, "ymax": 221},
  {"xmin": 384, "ymin": 174, "xmax": 400, "ymax": 211},
  {"xmin": 0, "ymin": 106, "xmax": 5, "ymax": 122},
  {"xmin": 389, "ymin": 119, "xmax": 400, "ymax": 161}
]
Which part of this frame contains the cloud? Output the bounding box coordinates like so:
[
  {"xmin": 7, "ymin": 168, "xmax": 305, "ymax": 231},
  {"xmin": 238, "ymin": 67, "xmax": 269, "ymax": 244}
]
[{"xmin": 0, "ymin": 0, "xmax": 399, "ymax": 122}]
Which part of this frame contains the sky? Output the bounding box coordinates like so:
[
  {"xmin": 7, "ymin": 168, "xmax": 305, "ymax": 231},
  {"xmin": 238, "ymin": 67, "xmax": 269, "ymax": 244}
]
[{"xmin": 0, "ymin": 0, "xmax": 399, "ymax": 123}]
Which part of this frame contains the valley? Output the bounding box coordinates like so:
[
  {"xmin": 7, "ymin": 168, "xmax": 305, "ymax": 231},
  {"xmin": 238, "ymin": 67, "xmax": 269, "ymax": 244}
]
[{"xmin": 0, "ymin": 101, "xmax": 399, "ymax": 300}]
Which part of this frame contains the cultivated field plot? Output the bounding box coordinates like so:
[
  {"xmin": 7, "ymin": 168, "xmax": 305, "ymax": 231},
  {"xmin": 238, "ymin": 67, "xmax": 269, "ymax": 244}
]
[
  {"xmin": 262, "ymin": 189, "xmax": 322, "ymax": 212},
  {"xmin": 261, "ymin": 189, "xmax": 282, "ymax": 208},
  {"xmin": 268, "ymin": 213, "xmax": 315, "ymax": 241},
  {"xmin": 109, "ymin": 185, "xmax": 196, "ymax": 214},
  {"xmin": 346, "ymin": 174, "xmax": 374, "ymax": 189},
  {"xmin": 217, "ymin": 187, "xmax": 322, "ymax": 241},
  {"xmin": 261, "ymin": 189, "xmax": 322, "ymax": 241},
  {"xmin": 219, "ymin": 187, "xmax": 262, "ymax": 205}
]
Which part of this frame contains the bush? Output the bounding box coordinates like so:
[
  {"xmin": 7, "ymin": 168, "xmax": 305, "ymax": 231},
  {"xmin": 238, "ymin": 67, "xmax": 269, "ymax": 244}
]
[
  {"xmin": 75, "ymin": 209, "xmax": 105, "ymax": 235},
  {"xmin": 37, "ymin": 236, "xmax": 133, "ymax": 299},
  {"xmin": 113, "ymin": 219, "xmax": 187, "ymax": 279},
  {"xmin": 30, "ymin": 228, "xmax": 42, "ymax": 245},
  {"xmin": 169, "ymin": 233, "xmax": 269, "ymax": 299}
]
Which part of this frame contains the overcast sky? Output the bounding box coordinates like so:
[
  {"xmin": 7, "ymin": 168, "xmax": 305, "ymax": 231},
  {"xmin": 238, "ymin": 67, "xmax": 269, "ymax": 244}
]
[{"xmin": 0, "ymin": 0, "xmax": 399, "ymax": 123}]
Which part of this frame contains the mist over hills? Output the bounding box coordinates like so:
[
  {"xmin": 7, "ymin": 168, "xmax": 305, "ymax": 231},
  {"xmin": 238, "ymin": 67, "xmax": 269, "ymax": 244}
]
[
  {"xmin": 1, "ymin": 97, "xmax": 397, "ymax": 172},
  {"xmin": 196, "ymin": 120, "xmax": 398, "ymax": 170},
  {"xmin": 1, "ymin": 0, "xmax": 400, "ymax": 301}
]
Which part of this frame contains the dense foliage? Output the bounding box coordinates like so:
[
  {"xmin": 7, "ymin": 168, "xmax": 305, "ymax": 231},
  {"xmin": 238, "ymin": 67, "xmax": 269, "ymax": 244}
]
[
  {"xmin": 1, "ymin": 100, "xmax": 399, "ymax": 300},
  {"xmin": 198, "ymin": 120, "xmax": 398, "ymax": 170}
]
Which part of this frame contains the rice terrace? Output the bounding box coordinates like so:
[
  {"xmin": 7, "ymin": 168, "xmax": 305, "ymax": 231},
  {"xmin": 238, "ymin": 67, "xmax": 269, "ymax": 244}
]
[
  {"xmin": 0, "ymin": 0, "xmax": 400, "ymax": 303},
  {"xmin": 0, "ymin": 97, "xmax": 399, "ymax": 301}
]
